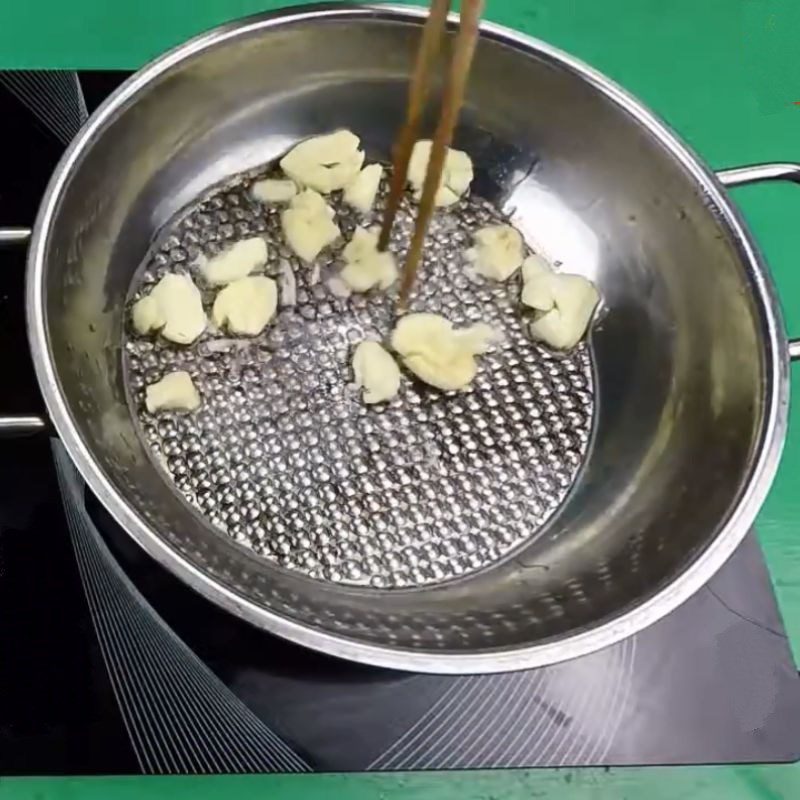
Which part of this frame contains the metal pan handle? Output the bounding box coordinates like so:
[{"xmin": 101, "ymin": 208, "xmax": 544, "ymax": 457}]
[
  {"xmin": 3, "ymin": 162, "xmax": 797, "ymax": 437},
  {"xmin": 0, "ymin": 227, "xmax": 48, "ymax": 436},
  {"xmin": 717, "ymin": 163, "xmax": 800, "ymax": 362},
  {"xmin": 0, "ymin": 227, "xmax": 32, "ymax": 246}
]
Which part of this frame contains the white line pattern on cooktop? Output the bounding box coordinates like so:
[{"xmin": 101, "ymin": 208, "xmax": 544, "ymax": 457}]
[
  {"xmin": 64, "ymin": 495, "xmax": 178, "ymax": 772},
  {"xmin": 63, "ymin": 469, "xmax": 253, "ymax": 772},
  {"xmin": 365, "ymin": 675, "xmax": 466, "ymax": 769},
  {"xmin": 368, "ymin": 675, "xmax": 478, "ymax": 769},
  {"xmin": 596, "ymin": 636, "xmax": 637, "ymax": 764},
  {"xmin": 368, "ymin": 636, "xmax": 636, "ymax": 771},
  {"xmin": 460, "ymin": 670, "xmax": 532, "ymax": 767},
  {"xmin": 426, "ymin": 671, "xmax": 516, "ymax": 769},
  {"xmin": 490, "ymin": 671, "xmax": 546, "ymax": 766},
  {"xmin": 54, "ymin": 443, "xmax": 310, "ymax": 775},
  {"xmin": 0, "ymin": 71, "xmax": 86, "ymax": 143},
  {"xmin": 395, "ymin": 674, "xmax": 488, "ymax": 769}
]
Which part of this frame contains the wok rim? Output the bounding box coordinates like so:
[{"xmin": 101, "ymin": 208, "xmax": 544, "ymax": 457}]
[{"xmin": 26, "ymin": 2, "xmax": 790, "ymax": 673}]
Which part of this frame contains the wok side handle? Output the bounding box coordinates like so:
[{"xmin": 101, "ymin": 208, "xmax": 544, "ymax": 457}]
[
  {"xmin": 0, "ymin": 227, "xmax": 49, "ymax": 436},
  {"xmin": 718, "ymin": 163, "xmax": 800, "ymax": 362}
]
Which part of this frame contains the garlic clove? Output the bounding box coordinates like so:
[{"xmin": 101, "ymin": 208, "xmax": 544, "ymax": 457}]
[
  {"xmin": 465, "ymin": 223, "xmax": 525, "ymax": 281},
  {"xmin": 521, "ymin": 255, "xmax": 600, "ymax": 350},
  {"xmin": 454, "ymin": 322, "xmax": 503, "ymax": 355},
  {"xmin": 277, "ymin": 260, "xmax": 297, "ymax": 307},
  {"xmin": 131, "ymin": 294, "xmax": 166, "ymax": 335},
  {"xmin": 131, "ymin": 273, "xmax": 206, "ymax": 345},
  {"xmin": 281, "ymin": 189, "xmax": 340, "ymax": 262},
  {"xmin": 145, "ymin": 371, "xmax": 201, "ymax": 413},
  {"xmin": 211, "ymin": 276, "xmax": 278, "ymax": 336},
  {"xmin": 339, "ymin": 227, "xmax": 397, "ymax": 292},
  {"xmin": 391, "ymin": 312, "xmax": 498, "ymax": 391},
  {"xmin": 201, "ymin": 237, "xmax": 268, "ymax": 286},
  {"xmin": 280, "ymin": 130, "xmax": 365, "ymax": 193},
  {"xmin": 520, "ymin": 254, "xmax": 557, "ymax": 311},
  {"xmin": 251, "ymin": 178, "xmax": 297, "ymax": 203},
  {"xmin": 407, "ymin": 140, "xmax": 473, "ymax": 207},
  {"xmin": 343, "ymin": 163, "xmax": 384, "ymax": 213},
  {"xmin": 352, "ymin": 341, "xmax": 401, "ymax": 404}
]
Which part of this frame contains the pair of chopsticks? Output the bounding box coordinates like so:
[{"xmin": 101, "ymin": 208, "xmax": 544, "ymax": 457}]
[{"xmin": 379, "ymin": 0, "xmax": 484, "ymax": 311}]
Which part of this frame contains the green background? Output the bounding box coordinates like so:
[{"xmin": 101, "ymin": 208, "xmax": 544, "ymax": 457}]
[{"xmin": 1, "ymin": 0, "xmax": 800, "ymax": 796}]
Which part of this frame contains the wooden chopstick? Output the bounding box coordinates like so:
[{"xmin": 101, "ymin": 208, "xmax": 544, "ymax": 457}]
[
  {"xmin": 378, "ymin": 0, "xmax": 452, "ymax": 252},
  {"xmin": 396, "ymin": 0, "xmax": 484, "ymax": 311}
]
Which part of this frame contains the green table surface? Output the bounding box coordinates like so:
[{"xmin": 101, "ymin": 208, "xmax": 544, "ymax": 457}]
[{"xmin": 1, "ymin": 0, "xmax": 800, "ymax": 797}]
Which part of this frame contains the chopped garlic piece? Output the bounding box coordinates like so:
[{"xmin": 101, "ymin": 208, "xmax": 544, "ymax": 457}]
[
  {"xmin": 453, "ymin": 323, "xmax": 502, "ymax": 355},
  {"xmin": 340, "ymin": 227, "xmax": 397, "ymax": 292},
  {"xmin": 202, "ymin": 237, "xmax": 268, "ymax": 286},
  {"xmin": 407, "ymin": 140, "xmax": 473, "ymax": 206},
  {"xmin": 131, "ymin": 295, "xmax": 165, "ymax": 336},
  {"xmin": 211, "ymin": 276, "xmax": 277, "ymax": 336},
  {"xmin": 277, "ymin": 260, "xmax": 297, "ymax": 307},
  {"xmin": 391, "ymin": 312, "xmax": 499, "ymax": 391},
  {"xmin": 145, "ymin": 371, "xmax": 201, "ymax": 413},
  {"xmin": 466, "ymin": 224, "xmax": 524, "ymax": 281},
  {"xmin": 251, "ymin": 178, "xmax": 297, "ymax": 203},
  {"xmin": 131, "ymin": 273, "xmax": 206, "ymax": 345},
  {"xmin": 520, "ymin": 254, "xmax": 557, "ymax": 311},
  {"xmin": 521, "ymin": 255, "xmax": 599, "ymax": 349},
  {"xmin": 280, "ymin": 130, "xmax": 365, "ymax": 193},
  {"xmin": 281, "ymin": 189, "xmax": 340, "ymax": 262},
  {"xmin": 344, "ymin": 163, "xmax": 383, "ymax": 213},
  {"xmin": 352, "ymin": 341, "xmax": 401, "ymax": 404}
]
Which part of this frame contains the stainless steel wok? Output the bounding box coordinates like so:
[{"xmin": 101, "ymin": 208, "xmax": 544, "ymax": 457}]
[{"xmin": 2, "ymin": 4, "xmax": 798, "ymax": 673}]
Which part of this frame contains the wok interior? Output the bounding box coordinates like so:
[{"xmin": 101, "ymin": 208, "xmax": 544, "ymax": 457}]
[{"xmin": 42, "ymin": 12, "xmax": 765, "ymax": 655}]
